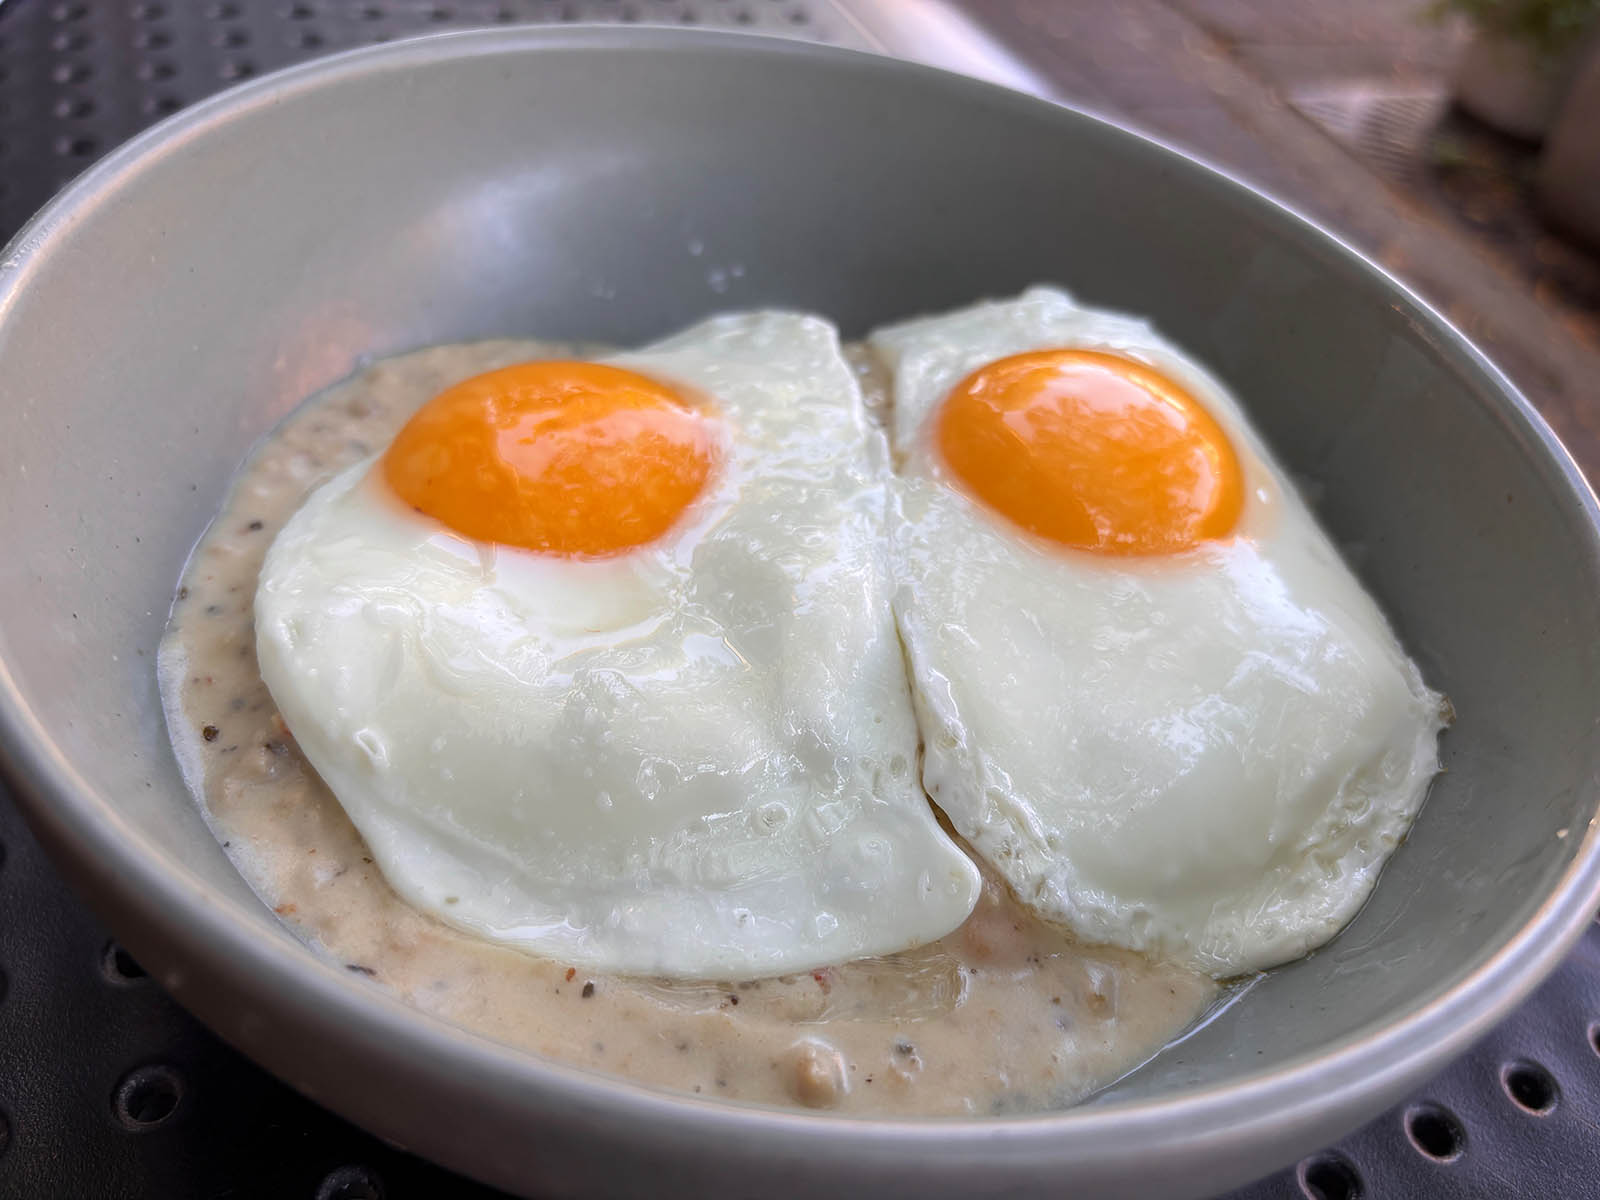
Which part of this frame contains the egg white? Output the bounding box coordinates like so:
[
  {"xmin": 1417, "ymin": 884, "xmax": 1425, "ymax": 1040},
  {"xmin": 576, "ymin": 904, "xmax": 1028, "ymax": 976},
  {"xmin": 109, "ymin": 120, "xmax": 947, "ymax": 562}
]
[
  {"xmin": 871, "ymin": 287, "xmax": 1447, "ymax": 978},
  {"xmin": 255, "ymin": 311, "xmax": 980, "ymax": 980}
]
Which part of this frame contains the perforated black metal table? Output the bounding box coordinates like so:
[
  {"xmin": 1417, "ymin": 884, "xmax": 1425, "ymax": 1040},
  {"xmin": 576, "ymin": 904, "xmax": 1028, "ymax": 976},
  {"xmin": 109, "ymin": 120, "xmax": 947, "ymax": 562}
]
[{"xmin": 0, "ymin": 4, "xmax": 1596, "ymax": 1198}]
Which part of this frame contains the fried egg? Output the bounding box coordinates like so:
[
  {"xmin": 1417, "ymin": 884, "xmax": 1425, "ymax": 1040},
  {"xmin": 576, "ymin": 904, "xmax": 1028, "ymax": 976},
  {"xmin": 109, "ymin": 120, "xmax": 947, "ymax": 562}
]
[
  {"xmin": 871, "ymin": 287, "xmax": 1446, "ymax": 978},
  {"xmin": 255, "ymin": 312, "xmax": 980, "ymax": 981}
]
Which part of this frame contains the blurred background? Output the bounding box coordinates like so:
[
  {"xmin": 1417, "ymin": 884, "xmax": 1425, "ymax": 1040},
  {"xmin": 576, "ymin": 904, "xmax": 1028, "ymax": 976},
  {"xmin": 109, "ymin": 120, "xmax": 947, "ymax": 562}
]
[{"xmin": 0, "ymin": 3, "xmax": 1597, "ymax": 1199}]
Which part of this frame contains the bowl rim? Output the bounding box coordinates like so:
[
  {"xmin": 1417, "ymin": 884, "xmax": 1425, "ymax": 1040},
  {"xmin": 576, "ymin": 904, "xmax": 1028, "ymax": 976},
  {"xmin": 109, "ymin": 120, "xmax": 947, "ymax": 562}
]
[{"xmin": 2, "ymin": 21, "xmax": 1599, "ymax": 1179}]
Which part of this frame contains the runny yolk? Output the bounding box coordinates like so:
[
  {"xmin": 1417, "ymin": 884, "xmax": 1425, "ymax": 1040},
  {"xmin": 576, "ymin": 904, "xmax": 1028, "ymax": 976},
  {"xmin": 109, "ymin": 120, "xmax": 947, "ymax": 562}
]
[
  {"xmin": 382, "ymin": 361, "xmax": 715, "ymax": 557},
  {"xmin": 936, "ymin": 349, "xmax": 1244, "ymax": 556}
]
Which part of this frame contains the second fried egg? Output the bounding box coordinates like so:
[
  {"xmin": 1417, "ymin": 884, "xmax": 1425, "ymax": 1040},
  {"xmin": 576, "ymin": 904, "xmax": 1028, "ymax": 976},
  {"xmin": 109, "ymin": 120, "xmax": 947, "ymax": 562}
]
[{"xmin": 871, "ymin": 287, "xmax": 1446, "ymax": 978}]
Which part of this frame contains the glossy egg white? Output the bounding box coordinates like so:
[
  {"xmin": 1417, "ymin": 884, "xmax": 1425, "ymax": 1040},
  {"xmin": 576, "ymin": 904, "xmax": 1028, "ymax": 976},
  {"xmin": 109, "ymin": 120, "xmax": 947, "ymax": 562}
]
[
  {"xmin": 255, "ymin": 311, "xmax": 981, "ymax": 981},
  {"xmin": 870, "ymin": 287, "xmax": 1447, "ymax": 978}
]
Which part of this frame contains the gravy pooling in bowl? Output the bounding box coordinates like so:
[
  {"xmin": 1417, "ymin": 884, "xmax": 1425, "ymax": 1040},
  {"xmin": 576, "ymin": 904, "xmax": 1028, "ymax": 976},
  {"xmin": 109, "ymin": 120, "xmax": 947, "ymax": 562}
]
[{"xmin": 157, "ymin": 338, "xmax": 1219, "ymax": 1117}]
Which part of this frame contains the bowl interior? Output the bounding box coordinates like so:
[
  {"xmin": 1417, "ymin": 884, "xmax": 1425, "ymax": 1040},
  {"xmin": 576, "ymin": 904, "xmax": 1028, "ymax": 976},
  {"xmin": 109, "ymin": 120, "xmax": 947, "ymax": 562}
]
[{"xmin": 1, "ymin": 27, "xmax": 1597, "ymax": 1132}]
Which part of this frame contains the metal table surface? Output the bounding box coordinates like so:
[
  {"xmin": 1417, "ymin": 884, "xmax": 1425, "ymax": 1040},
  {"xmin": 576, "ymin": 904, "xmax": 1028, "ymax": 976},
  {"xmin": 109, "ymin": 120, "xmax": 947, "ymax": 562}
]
[{"xmin": 0, "ymin": 3, "xmax": 1596, "ymax": 1197}]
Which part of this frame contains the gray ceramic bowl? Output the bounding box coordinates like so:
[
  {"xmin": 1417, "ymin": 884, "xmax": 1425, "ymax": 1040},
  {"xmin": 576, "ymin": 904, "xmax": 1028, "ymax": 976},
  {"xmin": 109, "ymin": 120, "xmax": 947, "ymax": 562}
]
[{"xmin": 1, "ymin": 27, "xmax": 1597, "ymax": 1200}]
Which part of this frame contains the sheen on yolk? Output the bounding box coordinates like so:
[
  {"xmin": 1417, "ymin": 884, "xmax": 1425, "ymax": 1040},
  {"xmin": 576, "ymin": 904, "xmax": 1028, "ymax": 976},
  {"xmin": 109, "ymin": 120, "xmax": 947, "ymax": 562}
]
[
  {"xmin": 936, "ymin": 350, "xmax": 1243, "ymax": 555},
  {"xmin": 382, "ymin": 361, "xmax": 714, "ymax": 557}
]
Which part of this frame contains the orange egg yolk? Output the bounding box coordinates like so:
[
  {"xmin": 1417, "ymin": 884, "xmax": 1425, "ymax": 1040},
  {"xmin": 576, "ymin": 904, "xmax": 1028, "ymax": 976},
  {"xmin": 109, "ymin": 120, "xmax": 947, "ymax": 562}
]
[
  {"xmin": 382, "ymin": 361, "xmax": 715, "ymax": 557},
  {"xmin": 936, "ymin": 350, "xmax": 1243, "ymax": 556}
]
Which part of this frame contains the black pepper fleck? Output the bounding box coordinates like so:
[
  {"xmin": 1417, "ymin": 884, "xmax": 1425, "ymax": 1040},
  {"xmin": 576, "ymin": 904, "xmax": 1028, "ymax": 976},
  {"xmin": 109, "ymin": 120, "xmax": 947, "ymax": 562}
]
[
  {"xmin": 581, "ymin": 981, "xmax": 595, "ymax": 999},
  {"xmin": 346, "ymin": 963, "xmax": 377, "ymax": 976},
  {"xmin": 246, "ymin": 519, "xmax": 264, "ymax": 531},
  {"xmin": 727, "ymin": 993, "xmax": 739, "ymax": 1006},
  {"xmin": 178, "ymin": 586, "xmax": 189, "ymax": 600},
  {"xmin": 202, "ymin": 724, "xmax": 219, "ymax": 741},
  {"xmin": 893, "ymin": 1040, "xmax": 915, "ymax": 1056}
]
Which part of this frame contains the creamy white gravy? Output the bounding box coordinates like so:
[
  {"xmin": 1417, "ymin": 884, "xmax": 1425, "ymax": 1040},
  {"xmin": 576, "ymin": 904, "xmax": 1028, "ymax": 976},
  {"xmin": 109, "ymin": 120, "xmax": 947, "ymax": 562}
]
[{"xmin": 158, "ymin": 340, "xmax": 1218, "ymax": 1116}]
